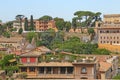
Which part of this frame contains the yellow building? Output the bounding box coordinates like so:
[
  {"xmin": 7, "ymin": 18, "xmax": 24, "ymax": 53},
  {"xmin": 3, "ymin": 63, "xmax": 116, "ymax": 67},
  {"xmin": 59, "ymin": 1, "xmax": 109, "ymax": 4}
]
[{"xmin": 97, "ymin": 14, "xmax": 120, "ymax": 52}]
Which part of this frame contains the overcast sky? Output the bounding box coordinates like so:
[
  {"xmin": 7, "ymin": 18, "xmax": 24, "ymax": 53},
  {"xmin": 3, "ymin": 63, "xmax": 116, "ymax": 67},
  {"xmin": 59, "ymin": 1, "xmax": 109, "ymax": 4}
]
[{"xmin": 0, "ymin": 0, "xmax": 120, "ymax": 22}]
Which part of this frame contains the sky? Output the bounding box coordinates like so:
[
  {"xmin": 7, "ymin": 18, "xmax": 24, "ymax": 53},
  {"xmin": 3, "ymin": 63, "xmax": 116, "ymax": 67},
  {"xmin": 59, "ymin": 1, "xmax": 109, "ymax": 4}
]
[{"xmin": 0, "ymin": 0, "xmax": 120, "ymax": 22}]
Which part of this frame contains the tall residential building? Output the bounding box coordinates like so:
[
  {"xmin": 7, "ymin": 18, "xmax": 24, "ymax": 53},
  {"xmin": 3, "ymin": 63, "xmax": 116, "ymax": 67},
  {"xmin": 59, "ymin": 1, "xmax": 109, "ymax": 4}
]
[
  {"xmin": 97, "ymin": 14, "xmax": 120, "ymax": 46},
  {"xmin": 35, "ymin": 20, "xmax": 58, "ymax": 32}
]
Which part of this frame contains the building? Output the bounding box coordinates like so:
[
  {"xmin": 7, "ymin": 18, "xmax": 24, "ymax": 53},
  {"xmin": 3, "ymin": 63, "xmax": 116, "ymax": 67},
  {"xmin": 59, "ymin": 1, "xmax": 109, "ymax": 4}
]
[
  {"xmin": 35, "ymin": 20, "xmax": 58, "ymax": 32},
  {"xmin": 0, "ymin": 37, "xmax": 23, "ymax": 49},
  {"xmin": 19, "ymin": 51, "xmax": 97, "ymax": 79},
  {"xmin": 104, "ymin": 14, "xmax": 120, "ymax": 24},
  {"xmin": 97, "ymin": 14, "xmax": 120, "ymax": 52},
  {"xmin": 13, "ymin": 19, "xmax": 37, "ymax": 32},
  {"xmin": 96, "ymin": 55, "xmax": 119, "ymax": 79},
  {"xmin": 13, "ymin": 21, "xmax": 25, "ymax": 32},
  {"xmin": 98, "ymin": 61, "xmax": 112, "ymax": 79},
  {"xmin": 0, "ymin": 70, "xmax": 6, "ymax": 80}
]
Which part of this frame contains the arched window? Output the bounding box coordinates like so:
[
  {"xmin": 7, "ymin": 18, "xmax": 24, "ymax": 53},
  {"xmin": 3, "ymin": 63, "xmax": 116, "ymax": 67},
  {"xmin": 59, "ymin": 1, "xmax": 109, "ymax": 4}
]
[{"xmin": 81, "ymin": 67, "xmax": 87, "ymax": 74}]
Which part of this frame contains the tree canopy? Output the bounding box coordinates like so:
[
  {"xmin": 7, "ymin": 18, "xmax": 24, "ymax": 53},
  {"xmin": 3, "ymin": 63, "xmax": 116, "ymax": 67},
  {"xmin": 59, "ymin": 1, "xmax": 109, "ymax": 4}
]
[
  {"xmin": 39, "ymin": 15, "xmax": 53, "ymax": 21},
  {"xmin": 73, "ymin": 11, "xmax": 102, "ymax": 28}
]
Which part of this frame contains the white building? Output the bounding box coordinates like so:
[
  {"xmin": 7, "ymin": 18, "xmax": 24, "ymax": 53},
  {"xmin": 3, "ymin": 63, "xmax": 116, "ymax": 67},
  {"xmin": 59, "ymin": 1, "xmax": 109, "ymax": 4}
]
[{"xmin": 13, "ymin": 21, "xmax": 25, "ymax": 32}]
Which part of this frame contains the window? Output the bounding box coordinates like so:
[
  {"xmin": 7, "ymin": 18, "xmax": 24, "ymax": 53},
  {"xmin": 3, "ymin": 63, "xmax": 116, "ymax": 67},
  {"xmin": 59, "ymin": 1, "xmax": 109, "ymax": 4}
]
[
  {"xmin": 60, "ymin": 67, "xmax": 66, "ymax": 74},
  {"xmin": 53, "ymin": 67, "xmax": 58, "ymax": 74},
  {"xmin": 117, "ymin": 37, "xmax": 119, "ymax": 39},
  {"xmin": 110, "ymin": 37, "xmax": 112, "ymax": 39},
  {"xmin": 29, "ymin": 67, "xmax": 35, "ymax": 72},
  {"xmin": 21, "ymin": 67, "xmax": 27, "ymax": 72},
  {"xmin": 67, "ymin": 67, "xmax": 73, "ymax": 74},
  {"xmin": 81, "ymin": 67, "xmax": 87, "ymax": 74},
  {"xmin": 104, "ymin": 37, "xmax": 105, "ymax": 39},
  {"xmin": 21, "ymin": 58, "xmax": 27, "ymax": 63},
  {"xmin": 39, "ymin": 67, "xmax": 44, "ymax": 74},
  {"xmin": 104, "ymin": 41, "xmax": 105, "ymax": 43},
  {"xmin": 114, "ymin": 41, "xmax": 116, "ymax": 43},
  {"xmin": 100, "ymin": 31, "xmax": 102, "ymax": 33},
  {"xmin": 117, "ymin": 41, "xmax": 119, "ymax": 44},
  {"xmin": 46, "ymin": 67, "xmax": 52, "ymax": 74}
]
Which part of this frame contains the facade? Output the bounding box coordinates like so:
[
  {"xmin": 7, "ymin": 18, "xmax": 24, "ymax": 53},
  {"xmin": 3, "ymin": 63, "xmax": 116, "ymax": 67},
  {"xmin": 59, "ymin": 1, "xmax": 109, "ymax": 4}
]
[
  {"xmin": 19, "ymin": 52, "xmax": 97, "ymax": 79},
  {"xmin": 104, "ymin": 14, "xmax": 120, "ymax": 24},
  {"xmin": 96, "ymin": 56, "xmax": 119, "ymax": 79},
  {"xmin": 13, "ymin": 21, "xmax": 25, "ymax": 32},
  {"xmin": 0, "ymin": 37, "xmax": 23, "ymax": 48},
  {"xmin": 18, "ymin": 50, "xmax": 119, "ymax": 79},
  {"xmin": 13, "ymin": 19, "xmax": 36, "ymax": 32},
  {"xmin": 35, "ymin": 20, "xmax": 58, "ymax": 32},
  {"xmin": 97, "ymin": 14, "xmax": 120, "ymax": 52}
]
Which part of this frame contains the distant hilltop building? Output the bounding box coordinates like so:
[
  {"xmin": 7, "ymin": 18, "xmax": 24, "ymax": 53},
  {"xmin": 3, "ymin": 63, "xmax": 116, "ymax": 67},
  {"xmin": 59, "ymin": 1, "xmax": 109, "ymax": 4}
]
[
  {"xmin": 13, "ymin": 19, "xmax": 37, "ymax": 32},
  {"xmin": 97, "ymin": 14, "xmax": 120, "ymax": 52},
  {"xmin": 104, "ymin": 14, "xmax": 120, "ymax": 24},
  {"xmin": 35, "ymin": 20, "xmax": 58, "ymax": 32},
  {"xmin": 13, "ymin": 19, "xmax": 58, "ymax": 32}
]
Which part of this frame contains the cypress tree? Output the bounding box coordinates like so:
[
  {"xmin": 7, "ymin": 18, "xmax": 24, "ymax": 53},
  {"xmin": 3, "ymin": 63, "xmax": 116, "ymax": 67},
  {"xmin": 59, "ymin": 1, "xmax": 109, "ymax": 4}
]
[
  {"xmin": 24, "ymin": 17, "xmax": 28, "ymax": 31},
  {"xmin": 30, "ymin": 15, "xmax": 34, "ymax": 30}
]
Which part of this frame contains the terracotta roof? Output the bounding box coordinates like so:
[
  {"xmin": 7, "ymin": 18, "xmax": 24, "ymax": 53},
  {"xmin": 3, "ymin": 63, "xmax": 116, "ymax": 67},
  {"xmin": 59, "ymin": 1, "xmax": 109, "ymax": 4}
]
[
  {"xmin": 36, "ymin": 46, "xmax": 51, "ymax": 53},
  {"xmin": 19, "ymin": 62, "xmax": 73, "ymax": 67},
  {"xmin": 20, "ymin": 50, "xmax": 41, "ymax": 57},
  {"xmin": 99, "ymin": 61, "xmax": 112, "ymax": 72},
  {"xmin": 96, "ymin": 56, "xmax": 109, "ymax": 62},
  {"xmin": 14, "ymin": 50, "xmax": 22, "ymax": 55},
  {"xmin": 0, "ymin": 37, "xmax": 23, "ymax": 43}
]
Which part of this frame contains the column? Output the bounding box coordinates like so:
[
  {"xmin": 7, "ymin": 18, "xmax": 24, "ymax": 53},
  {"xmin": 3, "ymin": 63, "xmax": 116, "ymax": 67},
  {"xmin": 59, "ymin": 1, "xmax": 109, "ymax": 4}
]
[
  {"xmin": 51, "ymin": 67, "xmax": 53, "ymax": 74},
  {"xmin": 65, "ymin": 67, "xmax": 67, "ymax": 74},
  {"xmin": 35, "ymin": 67, "xmax": 38, "ymax": 76},
  {"xmin": 44, "ymin": 67, "xmax": 46, "ymax": 74},
  {"xmin": 58, "ymin": 67, "xmax": 60, "ymax": 74},
  {"xmin": 27, "ymin": 67, "xmax": 29, "ymax": 73}
]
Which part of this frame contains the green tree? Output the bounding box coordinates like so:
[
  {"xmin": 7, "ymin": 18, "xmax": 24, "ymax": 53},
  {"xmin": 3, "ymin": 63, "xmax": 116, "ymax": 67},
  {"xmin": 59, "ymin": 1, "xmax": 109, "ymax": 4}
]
[
  {"xmin": 3, "ymin": 21, "xmax": 13, "ymax": 31},
  {"xmin": 7, "ymin": 71, "xmax": 13, "ymax": 78},
  {"xmin": 1, "ymin": 54, "xmax": 15, "ymax": 69},
  {"xmin": 113, "ymin": 75, "xmax": 120, "ymax": 79},
  {"xmin": 29, "ymin": 15, "xmax": 34, "ymax": 30},
  {"xmin": 93, "ymin": 48, "xmax": 111, "ymax": 55},
  {"xmin": 40, "ymin": 29, "xmax": 56, "ymax": 47},
  {"xmin": 73, "ymin": 11, "xmax": 102, "ymax": 27},
  {"xmin": 88, "ymin": 28, "xmax": 95, "ymax": 35},
  {"xmin": 72, "ymin": 17, "xmax": 77, "ymax": 31},
  {"xmin": 0, "ymin": 25, "xmax": 5, "ymax": 36},
  {"xmin": 3, "ymin": 31, "xmax": 10, "ymax": 38},
  {"xmin": 24, "ymin": 17, "xmax": 28, "ymax": 31},
  {"xmin": 65, "ymin": 21, "xmax": 71, "ymax": 32},
  {"xmin": 39, "ymin": 15, "xmax": 53, "ymax": 21},
  {"xmin": 26, "ymin": 32, "xmax": 37, "ymax": 43},
  {"xmin": 54, "ymin": 17, "xmax": 65, "ymax": 30},
  {"xmin": 18, "ymin": 28, "xmax": 23, "ymax": 34}
]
